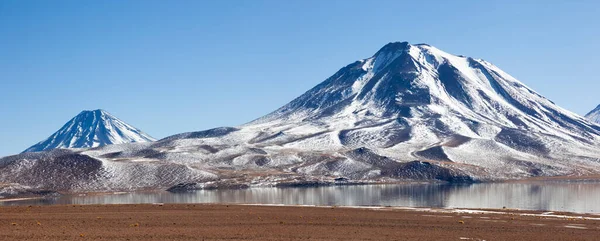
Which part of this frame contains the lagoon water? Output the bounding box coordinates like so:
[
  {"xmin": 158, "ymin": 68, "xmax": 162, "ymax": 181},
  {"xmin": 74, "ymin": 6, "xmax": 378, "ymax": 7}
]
[{"xmin": 3, "ymin": 182, "xmax": 600, "ymax": 213}]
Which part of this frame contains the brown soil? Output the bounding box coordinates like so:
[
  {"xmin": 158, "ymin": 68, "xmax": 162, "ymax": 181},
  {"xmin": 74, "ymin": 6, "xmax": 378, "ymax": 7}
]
[{"xmin": 0, "ymin": 204, "xmax": 598, "ymax": 241}]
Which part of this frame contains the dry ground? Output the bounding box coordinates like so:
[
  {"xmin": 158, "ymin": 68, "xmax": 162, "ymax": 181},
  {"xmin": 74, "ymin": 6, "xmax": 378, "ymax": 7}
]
[{"xmin": 0, "ymin": 204, "xmax": 598, "ymax": 240}]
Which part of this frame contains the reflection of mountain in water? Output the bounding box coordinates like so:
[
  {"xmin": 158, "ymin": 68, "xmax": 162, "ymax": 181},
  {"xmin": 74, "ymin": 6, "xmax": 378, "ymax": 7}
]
[
  {"xmin": 446, "ymin": 183, "xmax": 600, "ymax": 213},
  {"xmin": 4, "ymin": 183, "xmax": 600, "ymax": 213}
]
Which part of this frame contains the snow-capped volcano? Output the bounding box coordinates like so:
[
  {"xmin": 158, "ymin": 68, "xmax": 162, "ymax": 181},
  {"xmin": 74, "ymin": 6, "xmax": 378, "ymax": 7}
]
[
  {"xmin": 240, "ymin": 41, "xmax": 600, "ymax": 178},
  {"xmin": 585, "ymin": 105, "xmax": 600, "ymax": 124},
  {"xmin": 23, "ymin": 109, "xmax": 155, "ymax": 153},
  {"xmin": 3, "ymin": 42, "xmax": 600, "ymax": 194},
  {"xmin": 256, "ymin": 42, "xmax": 599, "ymax": 139}
]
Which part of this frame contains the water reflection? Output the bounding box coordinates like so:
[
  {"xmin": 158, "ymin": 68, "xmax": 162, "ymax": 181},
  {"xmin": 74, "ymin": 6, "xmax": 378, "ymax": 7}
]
[{"xmin": 3, "ymin": 183, "xmax": 600, "ymax": 213}]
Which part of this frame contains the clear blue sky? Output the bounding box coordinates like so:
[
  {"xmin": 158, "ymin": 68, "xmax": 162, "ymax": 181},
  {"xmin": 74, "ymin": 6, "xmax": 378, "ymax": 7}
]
[{"xmin": 1, "ymin": 0, "xmax": 599, "ymax": 157}]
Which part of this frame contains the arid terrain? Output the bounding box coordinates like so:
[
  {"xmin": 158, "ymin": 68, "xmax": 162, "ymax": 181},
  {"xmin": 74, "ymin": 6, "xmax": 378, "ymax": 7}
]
[{"xmin": 0, "ymin": 204, "xmax": 598, "ymax": 241}]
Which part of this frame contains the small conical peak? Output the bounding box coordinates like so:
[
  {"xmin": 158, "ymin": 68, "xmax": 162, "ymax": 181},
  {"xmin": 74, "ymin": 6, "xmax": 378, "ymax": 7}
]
[
  {"xmin": 23, "ymin": 109, "xmax": 155, "ymax": 153},
  {"xmin": 70, "ymin": 109, "xmax": 116, "ymax": 125}
]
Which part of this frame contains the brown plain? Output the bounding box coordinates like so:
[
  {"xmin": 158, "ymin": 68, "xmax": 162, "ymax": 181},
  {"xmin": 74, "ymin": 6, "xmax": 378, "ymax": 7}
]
[{"xmin": 0, "ymin": 204, "xmax": 598, "ymax": 241}]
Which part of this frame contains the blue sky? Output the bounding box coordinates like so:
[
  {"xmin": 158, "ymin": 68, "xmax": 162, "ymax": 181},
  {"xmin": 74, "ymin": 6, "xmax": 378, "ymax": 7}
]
[{"xmin": 1, "ymin": 0, "xmax": 599, "ymax": 156}]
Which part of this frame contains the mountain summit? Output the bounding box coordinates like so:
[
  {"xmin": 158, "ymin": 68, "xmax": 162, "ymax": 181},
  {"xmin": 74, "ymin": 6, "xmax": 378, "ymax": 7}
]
[
  {"xmin": 246, "ymin": 41, "xmax": 600, "ymax": 177},
  {"xmin": 585, "ymin": 105, "xmax": 600, "ymax": 124},
  {"xmin": 256, "ymin": 42, "xmax": 598, "ymax": 138},
  {"xmin": 23, "ymin": 109, "xmax": 155, "ymax": 153}
]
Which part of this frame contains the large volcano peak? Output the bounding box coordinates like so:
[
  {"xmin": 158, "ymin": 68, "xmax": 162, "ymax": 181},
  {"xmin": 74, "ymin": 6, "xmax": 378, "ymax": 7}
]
[{"xmin": 254, "ymin": 41, "xmax": 600, "ymax": 141}]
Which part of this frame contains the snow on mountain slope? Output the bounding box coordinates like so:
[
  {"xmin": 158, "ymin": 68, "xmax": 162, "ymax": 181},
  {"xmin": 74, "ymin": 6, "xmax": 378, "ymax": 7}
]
[
  {"xmin": 3, "ymin": 42, "xmax": 600, "ymax": 194},
  {"xmin": 254, "ymin": 42, "xmax": 599, "ymax": 139},
  {"xmin": 238, "ymin": 42, "xmax": 600, "ymax": 178},
  {"xmin": 585, "ymin": 105, "xmax": 600, "ymax": 124},
  {"xmin": 23, "ymin": 109, "xmax": 155, "ymax": 153}
]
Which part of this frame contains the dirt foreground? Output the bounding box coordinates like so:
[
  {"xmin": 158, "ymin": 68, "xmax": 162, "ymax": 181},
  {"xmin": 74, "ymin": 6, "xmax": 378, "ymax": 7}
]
[{"xmin": 0, "ymin": 204, "xmax": 598, "ymax": 241}]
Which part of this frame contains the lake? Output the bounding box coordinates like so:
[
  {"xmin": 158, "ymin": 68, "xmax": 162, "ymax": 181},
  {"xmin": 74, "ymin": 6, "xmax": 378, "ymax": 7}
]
[{"xmin": 2, "ymin": 182, "xmax": 600, "ymax": 213}]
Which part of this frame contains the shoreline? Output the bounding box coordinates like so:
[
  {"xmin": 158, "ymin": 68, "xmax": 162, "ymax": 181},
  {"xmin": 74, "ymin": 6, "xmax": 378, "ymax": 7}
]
[
  {"xmin": 4, "ymin": 174, "xmax": 600, "ymax": 197},
  {"xmin": 2, "ymin": 194, "xmax": 600, "ymax": 216}
]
